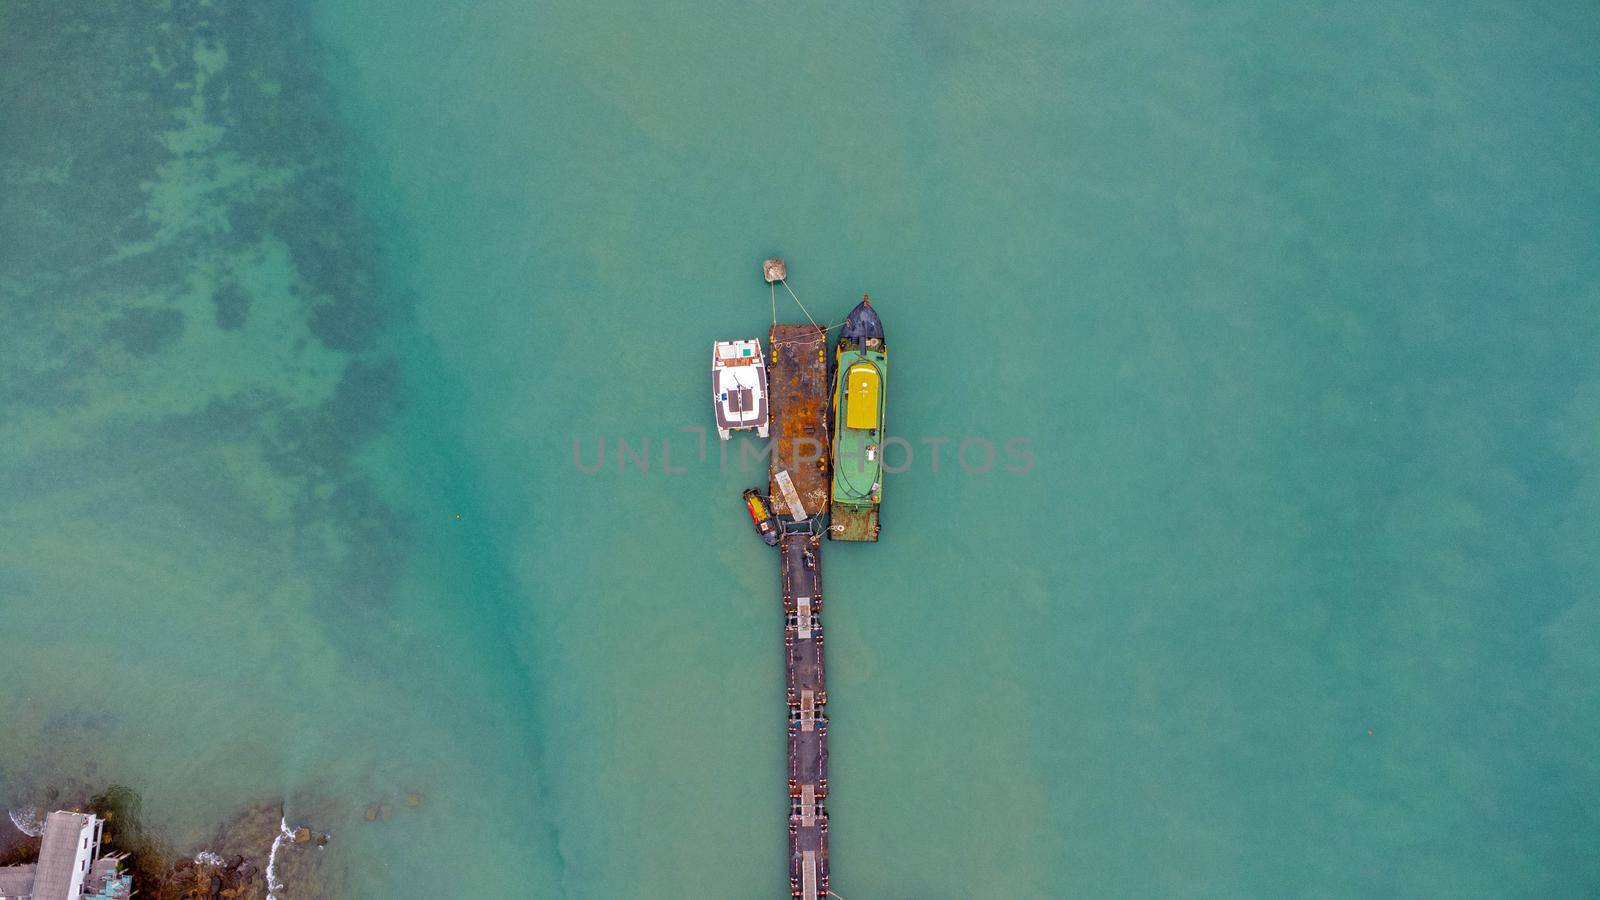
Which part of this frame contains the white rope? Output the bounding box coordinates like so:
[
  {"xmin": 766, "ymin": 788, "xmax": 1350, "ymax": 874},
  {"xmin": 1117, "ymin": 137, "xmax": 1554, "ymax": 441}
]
[
  {"xmin": 768, "ymin": 319, "xmax": 844, "ymax": 349},
  {"xmin": 771, "ymin": 282, "xmax": 778, "ymax": 327},
  {"xmin": 781, "ymin": 279, "xmax": 820, "ymax": 329}
]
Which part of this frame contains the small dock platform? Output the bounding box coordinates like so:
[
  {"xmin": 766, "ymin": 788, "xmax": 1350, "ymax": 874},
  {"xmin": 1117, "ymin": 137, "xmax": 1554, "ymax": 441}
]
[{"xmin": 768, "ymin": 324, "xmax": 830, "ymax": 521}]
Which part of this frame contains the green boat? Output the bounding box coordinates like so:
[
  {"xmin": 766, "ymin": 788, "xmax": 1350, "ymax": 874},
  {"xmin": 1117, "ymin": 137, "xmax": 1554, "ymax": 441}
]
[{"xmin": 828, "ymin": 296, "xmax": 887, "ymax": 542}]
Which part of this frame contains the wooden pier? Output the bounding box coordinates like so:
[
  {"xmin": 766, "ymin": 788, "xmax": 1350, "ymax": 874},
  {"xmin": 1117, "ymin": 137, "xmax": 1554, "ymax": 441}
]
[{"xmin": 768, "ymin": 318, "xmax": 832, "ymax": 898}]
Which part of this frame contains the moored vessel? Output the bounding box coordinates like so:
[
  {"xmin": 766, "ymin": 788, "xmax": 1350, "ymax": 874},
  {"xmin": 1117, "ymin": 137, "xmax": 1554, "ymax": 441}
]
[
  {"xmin": 828, "ymin": 297, "xmax": 887, "ymax": 541},
  {"xmin": 743, "ymin": 488, "xmax": 780, "ymax": 546},
  {"xmin": 713, "ymin": 338, "xmax": 770, "ymax": 440}
]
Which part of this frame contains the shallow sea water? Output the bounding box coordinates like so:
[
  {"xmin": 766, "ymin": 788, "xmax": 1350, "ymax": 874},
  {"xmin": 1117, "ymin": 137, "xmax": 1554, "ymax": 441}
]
[{"xmin": 2, "ymin": 1, "xmax": 1597, "ymax": 897}]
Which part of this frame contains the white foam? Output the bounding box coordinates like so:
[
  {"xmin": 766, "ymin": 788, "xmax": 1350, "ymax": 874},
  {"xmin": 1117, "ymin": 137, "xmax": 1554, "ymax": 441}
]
[
  {"xmin": 8, "ymin": 807, "xmax": 44, "ymax": 838},
  {"xmin": 265, "ymin": 817, "xmax": 295, "ymax": 900}
]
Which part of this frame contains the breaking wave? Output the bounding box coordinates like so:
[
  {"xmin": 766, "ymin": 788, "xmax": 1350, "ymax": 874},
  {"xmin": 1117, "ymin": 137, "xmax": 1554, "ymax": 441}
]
[
  {"xmin": 265, "ymin": 817, "xmax": 295, "ymax": 900},
  {"xmin": 8, "ymin": 807, "xmax": 44, "ymax": 838}
]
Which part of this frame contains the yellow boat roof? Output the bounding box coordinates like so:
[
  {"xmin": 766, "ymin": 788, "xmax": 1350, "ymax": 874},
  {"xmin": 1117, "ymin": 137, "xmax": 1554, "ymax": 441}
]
[{"xmin": 845, "ymin": 363, "xmax": 880, "ymax": 430}]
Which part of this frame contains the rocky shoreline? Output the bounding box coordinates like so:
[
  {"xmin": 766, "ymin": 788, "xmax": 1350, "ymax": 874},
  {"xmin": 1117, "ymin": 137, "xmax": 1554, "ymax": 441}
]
[{"xmin": 2, "ymin": 787, "xmax": 339, "ymax": 899}]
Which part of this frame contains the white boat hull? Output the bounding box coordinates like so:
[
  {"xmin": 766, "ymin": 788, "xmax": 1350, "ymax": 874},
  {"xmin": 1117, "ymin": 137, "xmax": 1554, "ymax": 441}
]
[{"xmin": 713, "ymin": 338, "xmax": 770, "ymax": 440}]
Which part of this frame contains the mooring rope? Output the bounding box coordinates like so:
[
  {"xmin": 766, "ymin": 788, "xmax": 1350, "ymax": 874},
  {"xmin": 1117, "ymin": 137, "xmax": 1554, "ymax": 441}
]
[
  {"xmin": 763, "ymin": 277, "xmax": 854, "ymax": 348},
  {"xmin": 782, "ymin": 278, "xmax": 821, "ymax": 329},
  {"xmin": 768, "ymin": 319, "xmax": 845, "ymax": 349}
]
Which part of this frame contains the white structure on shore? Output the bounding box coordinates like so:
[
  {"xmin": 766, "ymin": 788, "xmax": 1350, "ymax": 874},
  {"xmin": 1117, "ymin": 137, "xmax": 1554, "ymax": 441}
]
[{"xmin": 0, "ymin": 811, "xmax": 128, "ymax": 900}]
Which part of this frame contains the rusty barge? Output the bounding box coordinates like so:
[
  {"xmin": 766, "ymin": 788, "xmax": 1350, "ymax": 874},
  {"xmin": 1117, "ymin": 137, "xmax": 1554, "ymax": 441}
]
[{"xmin": 768, "ymin": 322, "xmax": 830, "ymax": 522}]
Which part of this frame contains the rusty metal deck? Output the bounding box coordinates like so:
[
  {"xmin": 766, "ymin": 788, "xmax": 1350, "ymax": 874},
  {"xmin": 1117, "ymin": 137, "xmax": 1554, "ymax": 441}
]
[{"xmin": 768, "ymin": 324, "xmax": 830, "ymax": 520}]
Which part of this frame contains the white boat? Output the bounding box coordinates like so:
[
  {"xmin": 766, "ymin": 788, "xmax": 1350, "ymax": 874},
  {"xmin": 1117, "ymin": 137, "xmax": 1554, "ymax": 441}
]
[{"xmin": 713, "ymin": 338, "xmax": 769, "ymax": 440}]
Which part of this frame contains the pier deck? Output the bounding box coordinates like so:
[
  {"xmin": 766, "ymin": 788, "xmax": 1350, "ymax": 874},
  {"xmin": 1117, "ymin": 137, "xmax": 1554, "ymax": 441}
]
[
  {"xmin": 782, "ymin": 531, "xmax": 828, "ymax": 899},
  {"xmin": 768, "ymin": 318, "xmax": 832, "ymax": 899},
  {"xmin": 768, "ymin": 324, "xmax": 830, "ymax": 521}
]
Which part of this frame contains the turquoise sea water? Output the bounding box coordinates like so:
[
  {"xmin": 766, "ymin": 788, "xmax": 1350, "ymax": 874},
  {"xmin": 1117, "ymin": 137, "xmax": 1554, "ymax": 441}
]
[{"xmin": 3, "ymin": 1, "xmax": 1598, "ymax": 896}]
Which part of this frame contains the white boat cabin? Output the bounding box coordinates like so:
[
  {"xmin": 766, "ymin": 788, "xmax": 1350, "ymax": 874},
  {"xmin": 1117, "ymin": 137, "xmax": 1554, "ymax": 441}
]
[{"xmin": 712, "ymin": 338, "xmax": 769, "ymax": 440}]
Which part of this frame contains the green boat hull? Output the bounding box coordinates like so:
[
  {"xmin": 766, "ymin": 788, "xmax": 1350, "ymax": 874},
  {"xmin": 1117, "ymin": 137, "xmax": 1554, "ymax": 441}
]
[{"xmin": 829, "ymin": 344, "xmax": 887, "ymax": 542}]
